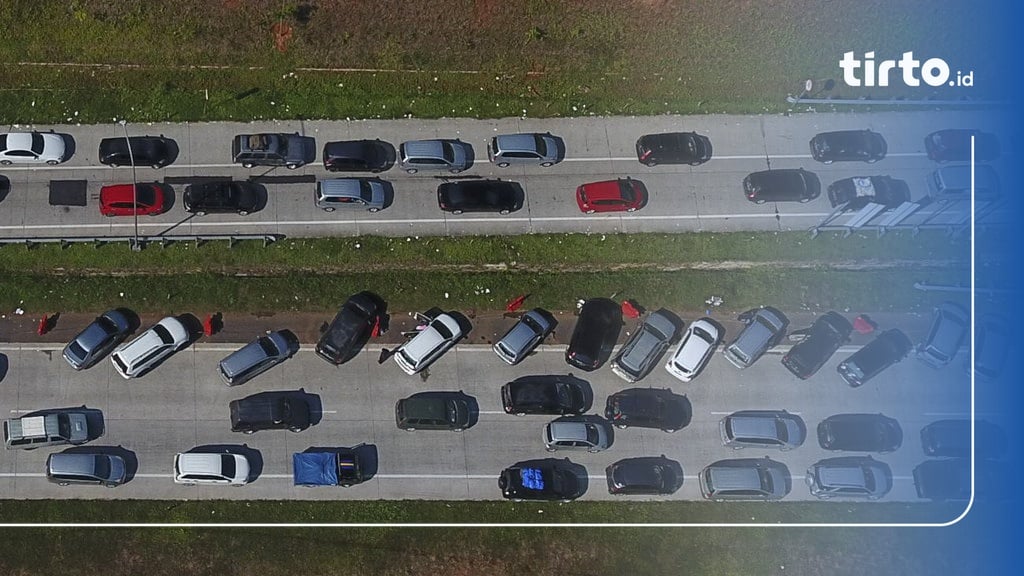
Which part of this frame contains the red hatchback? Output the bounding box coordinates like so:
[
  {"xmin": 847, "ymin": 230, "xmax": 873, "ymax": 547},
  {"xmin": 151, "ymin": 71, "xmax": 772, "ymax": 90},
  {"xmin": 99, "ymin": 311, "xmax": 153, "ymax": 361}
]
[
  {"xmin": 99, "ymin": 183, "xmax": 168, "ymax": 216},
  {"xmin": 576, "ymin": 178, "xmax": 647, "ymax": 213}
]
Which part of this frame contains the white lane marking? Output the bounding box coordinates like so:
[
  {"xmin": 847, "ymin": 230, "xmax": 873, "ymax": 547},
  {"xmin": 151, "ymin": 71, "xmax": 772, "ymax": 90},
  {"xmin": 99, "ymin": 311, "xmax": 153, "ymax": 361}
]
[
  {"xmin": 477, "ymin": 411, "xmax": 508, "ymax": 415},
  {"xmin": 319, "ymin": 410, "xmax": 338, "ymax": 414},
  {"xmin": 8, "ymin": 409, "xmax": 34, "ymax": 413},
  {"xmin": 711, "ymin": 410, "xmax": 801, "ymax": 415},
  {"xmin": 374, "ymin": 474, "xmax": 495, "ymax": 479},
  {"xmin": 0, "ymin": 163, "xmax": 238, "ymax": 172}
]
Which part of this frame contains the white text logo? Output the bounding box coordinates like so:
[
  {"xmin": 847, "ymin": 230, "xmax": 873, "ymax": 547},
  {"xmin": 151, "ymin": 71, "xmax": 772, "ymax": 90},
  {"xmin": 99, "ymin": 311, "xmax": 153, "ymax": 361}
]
[{"xmin": 839, "ymin": 52, "xmax": 973, "ymax": 87}]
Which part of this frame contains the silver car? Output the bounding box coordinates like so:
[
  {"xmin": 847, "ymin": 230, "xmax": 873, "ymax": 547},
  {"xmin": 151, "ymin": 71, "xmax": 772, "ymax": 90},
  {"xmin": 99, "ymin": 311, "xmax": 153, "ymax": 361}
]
[
  {"xmin": 393, "ymin": 312, "xmax": 465, "ymax": 375},
  {"xmin": 719, "ymin": 410, "xmax": 806, "ymax": 451},
  {"xmin": 399, "ymin": 139, "xmax": 472, "ymax": 174},
  {"xmin": 543, "ymin": 417, "xmax": 611, "ymax": 453},
  {"xmin": 917, "ymin": 301, "xmax": 968, "ymax": 369},
  {"xmin": 488, "ymin": 133, "xmax": 561, "ymax": 167},
  {"xmin": 46, "ymin": 452, "xmax": 126, "ymax": 487},
  {"xmin": 699, "ymin": 457, "xmax": 791, "ymax": 501},
  {"xmin": 806, "ymin": 456, "xmax": 892, "ymax": 500},
  {"xmin": 611, "ymin": 309, "xmax": 679, "ymax": 382},
  {"xmin": 492, "ymin": 308, "xmax": 555, "ymax": 365},
  {"xmin": 665, "ymin": 318, "xmax": 720, "ymax": 382},
  {"xmin": 315, "ymin": 178, "xmax": 387, "ymax": 212},
  {"xmin": 62, "ymin": 309, "xmax": 132, "ymax": 370},
  {"xmin": 218, "ymin": 330, "xmax": 297, "ymax": 386}
]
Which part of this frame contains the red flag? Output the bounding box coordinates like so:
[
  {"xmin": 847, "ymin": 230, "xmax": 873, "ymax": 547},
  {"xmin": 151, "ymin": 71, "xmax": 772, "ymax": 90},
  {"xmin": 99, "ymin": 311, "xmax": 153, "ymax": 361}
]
[
  {"xmin": 37, "ymin": 315, "xmax": 49, "ymax": 336},
  {"xmin": 506, "ymin": 294, "xmax": 528, "ymax": 313},
  {"xmin": 202, "ymin": 315, "xmax": 214, "ymax": 337},
  {"xmin": 370, "ymin": 315, "xmax": 381, "ymax": 338},
  {"xmin": 621, "ymin": 301, "xmax": 641, "ymax": 319}
]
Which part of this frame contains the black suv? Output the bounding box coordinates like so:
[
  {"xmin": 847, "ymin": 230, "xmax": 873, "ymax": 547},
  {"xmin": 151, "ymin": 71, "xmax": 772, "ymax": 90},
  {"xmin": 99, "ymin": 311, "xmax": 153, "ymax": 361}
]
[
  {"xmin": 635, "ymin": 132, "xmax": 712, "ymax": 166},
  {"xmin": 499, "ymin": 458, "xmax": 585, "ymax": 502},
  {"xmin": 782, "ymin": 312, "xmax": 853, "ymax": 379},
  {"xmin": 183, "ymin": 181, "xmax": 260, "ymax": 215},
  {"xmin": 315, "ymin": 292, "xmax": 382, "ymax": 365},
  {"xmin": 229, "ymin": 391, "xmax": 311, "ymax": 434},
  {"xmin": 323, "ymin": 139, "xmax": 394, "ymax": 172},
  {"xmin": 810, "ymin": 130, "xmax": 887, "ymax": 164},
  {"xmin": 604, "ymin": 388, "xmax": 690, "ymax": 433},
  {"xmin": 606, "ymin": 456, "xmax": 684, "ymax": 495},
  {"xmin": 232, "ymin": 133, "xmax": 316, "ymax": 169},
  {"xmin": 395, "ymin": 392, "xmax": 473, "ymax": 431},
  {"xmin": 501, "ymin": 375, "xmax": 587, "ymax": 416},
  {"xmin": 437, "ymin": 179, "xmax": 523, "ymax": 214},
  {"xmin": 817, "ymin": 413, "xmax": 903, "ymax": 453},
  {"xmin": 565, "ymin": 298, "xmax": 622, "ymax": 371},
  {"xmin": 743, "ymin": 169, "xmax": 821, "ymax": 203},
  {"xmin": 98, "ymin": 136, "xmax": 175, "ymax": 168},
  {"xmin": 836, "ymin": 329, "xmax": 913, "ymax": 387},
  {"xmin": 920, "ymin": 419, "xmax": 1007, "ymax": 459}
]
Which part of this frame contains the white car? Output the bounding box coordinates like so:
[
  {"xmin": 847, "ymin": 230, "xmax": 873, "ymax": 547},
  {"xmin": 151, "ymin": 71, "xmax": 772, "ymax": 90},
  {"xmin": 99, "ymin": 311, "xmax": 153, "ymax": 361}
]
[
  {"xmin": 173, "ymin": 451, "xmax": 251, "ymax": 486},
  {"xmin": 665, "ymin": 318, "xmax": 720, "ymax": 382},
  {"xmin": 394, "ymin": 312, "xmax": 464, "ymax": 375},
  {"xmin": 0, "ymin": 132, "xmax": 68, "ymax": 165},
  {"xmin": 110, "ymin": 316, "xmax": 189, "ymax": 379}
]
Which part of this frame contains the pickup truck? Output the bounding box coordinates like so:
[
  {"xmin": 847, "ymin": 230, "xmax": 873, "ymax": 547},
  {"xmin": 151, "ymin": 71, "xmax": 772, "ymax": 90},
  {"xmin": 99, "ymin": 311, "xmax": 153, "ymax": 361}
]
[
  {"xmin": 292, "ymin": 448, "xmax": 366, "ymax": 487},
  {"xmin": 3, "ymin": 410, "xmax": 92, "ymax": 450}
]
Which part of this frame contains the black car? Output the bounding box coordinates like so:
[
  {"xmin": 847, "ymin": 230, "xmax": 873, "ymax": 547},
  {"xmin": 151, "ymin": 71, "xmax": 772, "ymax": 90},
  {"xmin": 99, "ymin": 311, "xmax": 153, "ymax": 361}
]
[
  {"xmin": 604, "ymin": 388, "xmax": 689, "ymax": 433},
  {"xmin": 183, "ymin": 181, "xmax": 260, "ymax": 215},
  {"xmin": 315, "ymin": 292, "xmax": 382, "ymax": 365},
  {"xmin": 827, "ymin": 176, "xmax": 912, "ymax": 210},
  {"xmin": 98, "ymin": 136, "xmax": 175, "ymax": 168},
  {"xmin": 437, "ymin": 180, "xmax": 522, "ymax": 214},
  {"xmin": 229, "ymin": 391, "xmax": 311, "ymax": 434},
  {"xmin": 606, "ymin": 456, "xmax": 683, "ymax": 495},
  {"xmin": 925, "ymin": 129, "xmax": 1000, "ymax": 163},
  {"xmin": 836, "ymin": 329, "xmax": 913, "ymax": 387},
  {"xmin": 565, "ymin": 298, "xmax": 622, "ymax": 371},
  {"xmin": 817, "ymin": 413, "xmax": 903, "ymax": 453},
  {"xmin": 323, "ymin": 139, "xmax": 394, "ymax": 172},
  {"xmin": 500, "ymin": 375, "xmax": 587, "ymax": 416},
  {"xmin": 498, "ymin": 458, "xmax": 585, "ymax": 502},
  {"xmin": 743, "ymin": 168, "xmax": 821, "ymax": 203},
  {"xmin": 635, "ymin": 132, "xmax": 712, "ymax": 166},
  {"xmin": 781, "ymin": 312, "xmax": 853, "ymax": 379},
  {"xmin": 913, "ymin": 459, "xmax": 970, "ymax": 501},
  {"xmin": 920, "ymin": 419, "xmax": 1008, "ymax": 459},
  {"xmin": 810, "ymin": 130, "xmax": 887, "ymax": 164},
  {"xmin": 395, "ymin": 391, "xmax": 473, "ymax": 431}
]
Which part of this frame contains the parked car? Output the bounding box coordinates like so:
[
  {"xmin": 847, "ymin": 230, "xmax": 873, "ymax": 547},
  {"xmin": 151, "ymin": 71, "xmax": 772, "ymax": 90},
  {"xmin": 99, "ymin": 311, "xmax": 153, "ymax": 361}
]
[
  {"xmin": 437, "ymin": 179, "xmax": 522, "ymax": 214},
  {"xmin": 322, "ymin": 139, "xmax": 393, "ymax": 172},
  {"xmin": 488, "ymin": 133, "xmax": 561, "ymax": 167},
  {"xmin": 781, "ymin": 311, "xmax": 853, "ymax": 379},
  {"xmin": 395, "ymin": 391, "xmax": 473, "ymax": 431},
  {"xmin": 110, "ymin": 316, "xmax": 189, "ymax": 379},
  {"xmin": 611, "ymin": 309, "xmax": 680, "ymax": 382},
  {"xmin": 925, "ymin": 129, "xmax": 1000, "ymax": 163},
  {"xmin": 46, "ymin": 452, "xmax": 126, "ymax": 487},
  {"xmin": 565, "ymin": 298, "xmax": 622, "ymax": 371},
  {"xmin": 606, "ymin": 456, "xmax": 684, "ymax": 495},
  {"xmin": 98, "ymin": 135, "xmax": 175, "ymax": 168},
  {"xmin": 664, "ymin": 317, "xmax": 720, "ymax": 382},
  {"xmin": 399, "ymin": 139, "xmax": 472, "ymax": 173},
  {"xmin": 173, "ymin": 451, "xmax": 251, "ymax": 486},
  {"xmin": 229, "ymin": 391, "xmax": 311, "ymax": 434},
  {"xmin": 499, "ymin": 458, "xmax": 585, "ymax": 502},
  {"xmin": 183, "ymin": 180, "xmax": 260, "ymax": 215},
  {"xmin": 810, "ymin": 130, "xmax": 887, "ymax": 163},
  {"xmin": 0, "ymin": 131, "xmax": 68, "ymax": 164},
  {"xmin": 4, "ymin": 410, "xmax": 94, "ymax": 450},
  {"xmin": 917, "ymin": 302, "xmax": 969, "ymax": 369},
  {"xmin": 315, "ymin": 178, "xmax": 386, "ymax": 212},
  {"xmin": 543, "ymin": 417, "xmax": 611, "ymax": 452},
  {"xmin": 972, "ymin": 316, "xmax": 1009, "ymax": 381},
  {"xmin": 743, "ymin": 169, "xmax": 821, "ymax": 203},
  {"xmin": 393, "ymin": 311, "xmax": 465, "ymax": 375},
  {"xmin": 315, "ymin": 292, "xmax": 382, "ymax": 365},
  {"xmin": 836, "ymin": 329, "xmax": 913, "ymax": 387},
  {"xmin": 920, "ymin": 419, "xmax": 1007, "ymax": 459},
  {"xmin": 576, "ymin": 178, "xmax": 647, "ymax": 213},
  {"xmin": 492, "ymin": 308, "xmax": 556, "ymax": 365},
  {"xmin": 827, "ymin": 176, "xmax": 911, "ymax": 210},
  {"xmin": 218, "ymin": 330, "xmax": 297, "ymax": 386},
  {"xmin": 500, "ymin": 375, "xmax": 587, "ymax": 416},
  {"xmin": 912, "ymin": 458, "xmax": 1004, "ymax": 502},
  {"xmin": 99, "ymin": 183, "xmax": 169, "ymax": 217},
  {"xmin": 817, "ymin": 413, "xmax": 903, "ymax": 453},
  {"xmin": 699, "ymin": 457, "xmax": 791, "ymax": 501},
  {"xmin": 723, "ymin": 307, "xmax": 788, "ymax": 369},
  {"xmin": 62, "ymin": 309, "xmax": 132, "ymax": 370},
  {"xmin": 605, "ymin": 388, "xmax": 689, "ymax": 433},
  {"xmin": 232, "ymin": 133, "xmax": 316, "ymax": 169},
  {"xmin": 292, "ymin": 447, "xmax": 368, "ymax": 487},
  {"xmin": 719, "ymin": 410, "xmax": 806, "ymax": 450},
  {"xmin": 635, "ymin": 132, "xmax": 712, "ymax": 166},
  {"xmin": 806, "ymin": 456, "xmax": 892, "ymax": 500},
  {"xmin": 927, "ymin": 164, "xmax": 1000, "ymax": 202}
]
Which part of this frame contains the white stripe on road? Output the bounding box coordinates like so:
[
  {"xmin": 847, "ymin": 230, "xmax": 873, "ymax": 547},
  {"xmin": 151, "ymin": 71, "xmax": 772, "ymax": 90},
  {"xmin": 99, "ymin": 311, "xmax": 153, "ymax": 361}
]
[
  {"xmin": 477, "ymin": 411, "xmax": 508, "ymax": 415},
  {"xmin": 0, "ymin": 472, "xmax": 919, "ymax": 482}
]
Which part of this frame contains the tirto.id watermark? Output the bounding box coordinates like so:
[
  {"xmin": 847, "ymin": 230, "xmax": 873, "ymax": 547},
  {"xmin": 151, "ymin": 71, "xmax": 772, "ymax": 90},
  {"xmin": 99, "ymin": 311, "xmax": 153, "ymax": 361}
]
[{"xmin": 839, "ymin": 51, "xmax": 973, "ymax": 88}]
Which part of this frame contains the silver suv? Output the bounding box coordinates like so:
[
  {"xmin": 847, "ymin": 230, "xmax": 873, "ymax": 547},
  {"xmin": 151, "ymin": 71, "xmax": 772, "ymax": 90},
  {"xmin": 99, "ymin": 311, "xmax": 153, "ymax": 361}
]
[
  {"xmin": 399, "ymin": 139, "xmax": 472, "ymax": 173},
  {"xmin": 723, "ymin": 307, "xmax": 788, "ymax": 369},
  {"xmin": 806, "ymin": 456, "xmax": 892, "ymax": 500},
  {"xmin": 719, "ymin": 410, "xmax": 806, "ymax": 451},
  {"xmin": 488, "ymin": 133, "xmax": 561, "ymax": 167},
  {"xmin": 543, "ymin": 417, "xmax": 611, "ymax": 453},
  {"xmin": 699, "ymin": 457, "xmax": 791, "ymax": 501},
  {"xmin": 611, "ymin": 309, "xmax": 679, "ymax": 383}
]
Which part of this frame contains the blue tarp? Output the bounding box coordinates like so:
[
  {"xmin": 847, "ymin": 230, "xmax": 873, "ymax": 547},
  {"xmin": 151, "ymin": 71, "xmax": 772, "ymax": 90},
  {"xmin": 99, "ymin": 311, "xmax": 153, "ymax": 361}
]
[
  {"xmin": 520, "ymin": 467, "xmax": 545, "ymax": 490},
  {"xmin": 293, "ymin": 452, "xmax": 339, "ymax": 486}
]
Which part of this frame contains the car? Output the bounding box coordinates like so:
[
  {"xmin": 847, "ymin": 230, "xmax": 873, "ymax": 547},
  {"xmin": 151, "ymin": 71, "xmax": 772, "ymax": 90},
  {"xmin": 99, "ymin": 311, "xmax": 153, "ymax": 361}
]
[
  {"xmin": 230, "ymin": 391, "xmax": 310, "ymax": 434},
  {"xmin": 322, "ymin": 139, "xmax": 393, "ymax": 172},
  {"xmin": 605, "ymin": 388, "xmax": 689, "ymax": 433},
  {"xmin": 315, "ymin": 178, "xmax": 387, "ymax": 212},
  {"xmin": 0, "ymin": 131, "xmax": 68, "ymax": 165},
  {"xmin": 781, "ymin": 312, "xmax": 853, "ymax": 379},
  {"xmin": 218, "ymin": 331, "xmax": 297, "ymax": 386},
  {"xmin": 699, "ymin": 457, "xmax": 791, "ymax": 501},
  {"xmin": 917, "ymin": 302, "xmax": 969, "ymax": 369},
  {"xmin": 925, "ymin": 129, "xmax": 1000, "ymax": 163},
  {"xmin": 98, "ymin": 135, "xmax": 174, "ymax": 168},
  {"xmin": 719, "ymin": 410, "xmax": 806, "ymax": 450},
  {"xmin": 492, "ymin": 308, "xmax": 556, "ymax": 365},
  {"xmin": 393, "ymin": 311, "xmax": 465, "ymax": 375},
  {"xmin": 928, "ymin": 164, "xmax": 1000, "ymax": 202},
  {"xmin": 173, "ymin": 451, "xmax": 251, "ymax": 486},
  {"xmin": 315, "ymin": 292, "xmax": 382, "ymax": 365},
  {"xmin": 805, "ymin": 456, "xmax": 892, "ymax": 500},
  {"xmin": 437, "ymin": 179, "xmax": 523, "ymax": 214},
  {"xmin": 972, "ymin": 316, "xmax": 1009, "ymax": 381},
  {"xmin": 232, "ymin": 133, "xmax": 316, "ymax": 169},
  {"xmin": 499, "ymin": 458, "xmax": 585, "ymax": 502},
  {"xmin": 488, "ymin": 133, "xmax": 561, "ymax": 167},
  {"xmin": 743, "ymin": 169, "xmax": 821, "ymax": 203},
  {"xmin": 543, "ymin": 417, "xmax": 611, "ymax": 452},
  {"xmin": 920, "ymin": 419, "xmax": 1008, "ymax": 459},
  {"xmin": 183, "ymin": 181, "xmax": 260, "ymax": 215},
  {"xmin": 46, "ymin": 452, "xmax": 127, "ymax": 487},
  {"xmin": 565, "ymin": 298, "xmax": 622, "ymax": 371},
  {"xmin": 500, "ymin": 375, "xmax": 587, "ymax": 416},
  {"xmin": 817, "ymin": 413, "xmax": 903, "ymax": 453},
  {"xmin": 826, "ymin": 176, "xmax": 911, "ymax": 210},
  {"xmin": 4, "ymin": 410, "xmax": 94, "ymax": 450},
  {"xmin": 399, "ymin": 139, "xmax": 472, "ymax": 173},
  {"xmin": 110, "ymin": 316, "xmax": 189, "ymax": 379},
  {"xmin": 611, "ymin": 309, "xmax": 680, "ymax": 382},
  {"xmin": 635, "ymin": 132, "xmax": 712, "ymax": 166},
  {"xmin": 836, "ymin": 329, "xmax": 913, "ymax": 387},
  {"xmin": 576, "ymin": 178, "xmax": 647, "ymax": 213},
  {"xmin": 395, "ymin": 391, "xmax": 473, "ymax": 431},
  {"xmin": 809, "ymin": 130, "xmax": 887, "ymax": 164},
  {"xmin": 911, "ymin": 458, "xmax": 1007, "ymax": 502},
  {"xmin": 62, "ymin": 309, "xmax": 133, "ymax": 370},
  {"xmin": 664, "ymin": 317, "xmax": 720, "ymax": 382},
  {"xmin": 723, "ymin": 307, "xmax": 788, "ymax": 369},
  {"xmin": 606, "ymin": 456, "xmax": 683, "ymax": 495},
  {"xmin": 99, "ymin": 183, "xmax": 169, "ymax": 217}
]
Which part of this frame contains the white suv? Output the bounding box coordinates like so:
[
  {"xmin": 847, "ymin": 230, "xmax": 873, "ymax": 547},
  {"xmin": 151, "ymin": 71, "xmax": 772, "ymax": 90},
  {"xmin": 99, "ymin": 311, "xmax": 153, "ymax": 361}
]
[
  {"xmin": 393, "ymin": 312, "xmax": 464, "ymax": 375},
  {"xmin": 173, "ymin": 451, "xmax": 251, "ymax": 486},
  {"xmin": 665, "ymin": 318, "xmax": 720, "ymax": 382},
  {"xmin": 110, "ymin": 317, "xmax": 189, "ymax": 379}
]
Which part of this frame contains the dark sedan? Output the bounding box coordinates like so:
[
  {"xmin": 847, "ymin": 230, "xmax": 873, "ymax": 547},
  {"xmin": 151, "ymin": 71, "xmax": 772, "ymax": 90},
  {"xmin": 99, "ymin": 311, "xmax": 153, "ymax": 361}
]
[
  {"xmin": 183, "ymin": 181, "xmax": 260, "ymax": 215},
  {"xmin": 635, "ymin": 132, "xmax": 712, "ymax": 166},
  {"xmin": 500, "ymin": 375, "xmax": 587, "ymax": 416},
  {"xmin": 565, "ymin": 298, "xmax": 622, "ymax": 371},
  {"xmin": 98, "ymin": 136, "xmax": 175, "ymax": 168},
  {"xmin": 323, "ymin": 139, "xmax": 394, "ymax": 172},
  {"xmin": 817, "ymin": 413, "xmax": 903, "ymax": 453},
  {"xmin": 605, "ymin": 388, "xmax": 689, "ymax": 433},
  {"xmin": 920, "ymin": 419, "xmax": 1007, "ymax": 459},
  {"xmin": 781, "ymin": 312, "xmax": 853, "ymax": 379},
  {"xmin": 827, "ymin": 176, "xmax": 911, "ymax": 209},
  {"xmin": 925, "ymin": 129, "xmax": 1000, "ymax": 163},
  {"xmin": 437, "ymin": 179, "xmax": 522, "ymax": 214},
  {"xmin": 62, "ymin": 309, "xmax": 133, "ymax": 370},
  {"xmin": 810, "ymin": 130, "xmax": 887, "ymax": 164},
  {"xmin": 499, "ymin": 458, "xmax": 585, "ymax": 502},
  {"xmin": 743, "ymin": 169, "xmax": 821, "ymax": 203},
  {"xmin": 606, "ymin": 456, "xmax": 684, "ymax": 495}
]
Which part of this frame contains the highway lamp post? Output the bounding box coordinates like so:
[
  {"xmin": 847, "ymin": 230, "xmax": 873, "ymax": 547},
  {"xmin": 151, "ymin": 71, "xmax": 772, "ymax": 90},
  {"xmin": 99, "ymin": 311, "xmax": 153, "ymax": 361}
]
[{"xmin": 119, "ymin": 120, "xmax": 141, "ymax": 251}]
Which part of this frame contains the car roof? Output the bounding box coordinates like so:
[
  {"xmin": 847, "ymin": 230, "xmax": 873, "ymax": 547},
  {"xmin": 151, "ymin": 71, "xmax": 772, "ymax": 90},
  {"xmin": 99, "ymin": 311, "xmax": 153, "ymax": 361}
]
[
  {"xmin": 728, "ymin": 412, "xmax": 785, "ymax": 439},
  {"xmin": 580, "ymin": 179, "xmax": 630, "ymax": 201},
  {"xmin": 402, "ymin": 314, "xmax": 460, "ymax": 359},
  {"xmin": 494, "ymin": 133, "xmax": 543, "ymax": 153},
  {"xmin": 400, "ymin": 394, "xmax": 449, "ymax": 419},
  {"xmin": 318, "ymin": 178, "xmax": 364, "ymax": 198},
  {"xmin": 324, "ymin": 139, "xmax": 376, "ymax": 157},
  {"xmin": 48, "ymin": 453, "xmax": 103, "ymax": 475},
  {"xmin": 548, "ymin": 420, "xmax": 591, "ymax": 441}
]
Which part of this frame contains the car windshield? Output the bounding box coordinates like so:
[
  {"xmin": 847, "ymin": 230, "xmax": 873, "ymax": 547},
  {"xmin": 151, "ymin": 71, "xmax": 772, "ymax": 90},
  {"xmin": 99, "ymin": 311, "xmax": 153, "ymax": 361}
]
[
  {"xmin": 93, "ymin": 456, "xmax": 110, "ymax": 479},
  {"xmin": 532, "ymin": 135, "xmax": 548, "ymax": 156},
  {"xmin": 586, "ymin": 426, "xmax": 599, "ymax": 445},
  {"xmin": 257, "ymin": 336, "xmax": 278, "ymax": 356},
  {"xmin": 441, "ymin": 142, "xmax": 456, "ymax": 163},
  {"xmin": 220, "ymin": 455, "xmax": 236, "ymax": 478},
  {"xmin": 775, "ymin": 420, "xmax": 789, "ymax": 442},
  {"xmin": 152, "ymin": 325, "xmax": 174, "ymax": 344},
  {"xmin": 360, "ymin": 180, "xmax": 374, "ymax": 202},
  {"xmin": 67, "ymin": 341, "xmax": 88, "ymax": 360},
  {"xmin": 433, "ymin": 320, "xmax": 454, "ymax": 340},
  {"xmin": 759, "ymin": 469, "xmax": 774, "ymax": 492},
  {"xmin": 31, "ymin": 133, "xmax": 45, "ymax": 155},
  {"xmin": 860, "ymin": 467, "xmax": 876, "ymax": 491},
  {"xmin": 692, "ymin": 326, "xmax": 714, "ymax": 343},
  {"xmin": 135, "ymin": 186, "xmax": 156, "ymax": 206},
  {"xmin": 617, "ymin": 180, "xmax": 636, "ymax": 202}
]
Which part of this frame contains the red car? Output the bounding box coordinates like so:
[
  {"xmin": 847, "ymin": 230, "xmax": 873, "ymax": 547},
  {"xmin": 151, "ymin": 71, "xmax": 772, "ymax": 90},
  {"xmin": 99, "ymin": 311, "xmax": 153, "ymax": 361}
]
[
  {"xmin": 99, "ymin": 183, "xmax": 168, "ymax": 216},
  {"xmin": 576, "ymin": 178, "xmax": 647, "ymax": 214}
]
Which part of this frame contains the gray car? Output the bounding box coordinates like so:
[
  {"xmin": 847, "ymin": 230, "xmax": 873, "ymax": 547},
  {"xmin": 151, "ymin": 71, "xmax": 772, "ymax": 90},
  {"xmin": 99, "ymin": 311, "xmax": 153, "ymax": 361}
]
[
  {"xmin": 488, "ymin": 133, "xmax": 561, "ymax": 167},
  {"xmin": 543, "ymin": 417, "xmax": 611, "ymax": 453},
  {"xmin": 46, "ymin": 452, "xmax": 126, "ymax": 487},
  {"xmin": 719, "ymin": 410, "xmax": 806, "ymax": 451},
  {"xmin": 611, "ymin": 309, "xmax": 680, "ymax": 383},
  {"xmin": 315, "ymin": 178, "xmax": 387, "ymax": 212},
  {"xmin": 917, "ymin": 301, "xmax": 968, "ymax": 369},
  {"xmin": 806, "ymin": 456, "xmax": 893, "ymax": 500},
  {"xmin": 62, "ymin": 309, "xmax": 132, "ymax": 370},
  {"xmin": 699, "ymin": 457, "xmax": 791, "ymax": 501},
  {"xmin": 723, "ymin": 307, "xmax": 788, "ymax": 369},
  {"xmin": 231, "ymin": 133, "xmax": 316, "ymax": 169},
  {"xmin": 399, "ymin": 139, "xmax": 472, "ymax": 174},
  {"xmin": 218, "ymin": 330, "xmax": 297, "ymax": 386},
  {"xmin": 492, "ymin": 308, "xmax": 556, "ymax": 365}
]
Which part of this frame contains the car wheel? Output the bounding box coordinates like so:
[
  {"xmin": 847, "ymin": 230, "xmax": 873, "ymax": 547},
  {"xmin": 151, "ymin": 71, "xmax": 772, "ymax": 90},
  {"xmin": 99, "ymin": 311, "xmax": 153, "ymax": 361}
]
[
  {"xmin": 46, "ymin": 160, "xmax": 59, "ymax": 165},
  {"xmin": 405, "ymin": 427, "xmax": 415, "ymax": 432},
  {"xmin": 545, "ymin": 446, "xmax": 556, "ymax": 452},
  {"xmin": 453, "ymin": 428, "xmax": 463, "ymax": 432},
  {"xmin": 452, "ymin": 209, "xmax": 464, "ymax": 215},
  {"xmin": 585, "ymin": 209, "xmax": 596, "ymax": 214},
  {"xmin": 0, "ymin": 160, "xmax": 12, "ymax": 165},
  {"xmin": 195, "ymin": 211, "xmax": 207, "ymax": 216},
  {"xmin": 105, "ymin": 483, "xmax": 118, "ymax": 488},
  {"xmin": 104, "ymin": 212, "xmax": 114, "ymax": 217},
  {"xmin": 499, "ymin": 209, "xmax": 510, "ymax": 215},
  {"xmin": 615, "ymin": 423, "xmax": 627, "ymax": 430},
  {"xmin": 323, "ymin": 207, "xmax": 336, "ymax": 212},
  {"xmin": 626, "ymin": 207, "xmax": 637, "ymax": 212},
  {"xmin": 289, "ymin": 427, "xmax": 303, "ymax": 433},
  {"xmin": 406, "ymin": 168, "xmax": 418, "ymax": 174},
  {"xmin": 588, "ymin": 448, "xmax": 601, "ymax": 453},
  {"xmin": 286, "ymin": 164, "xmax": 299, "ymax": 170},
  {"xmin": 449, "ymin": 168, "xmax": 463, "ymax": 174},
  {"xmin": 662, "ymin": 428, "xmax": 677, "ymax": 433},
  {"xmin": 754, "ymin": 199, "xmax": 766, "ymax": 205},
  {"xmin": 515, "ymin": 412, "xmax": 526, "ymax": 417},
  {"xmin": 243, "ymin": 429, "xmax": 255, "ymax": 435},
  {"xmin": 822, "ymin": 159, "xmax": 833, "ymax": 165},
  {"xmin": 497, "ymin": 162, "xmax": 510, "ymax": 168},
  {"xmin": 540, "ymin": 162, "xmax": 554, "ymax": 167},
  {"xmin": 799, "ymin": 196, "xmax": 811, "ymax": 203},
  {"xmin": 369, "ymin": 207, "xmax": 380, "ymax": 213},
  {"xmin": 242, "ymin": 163, "xmax": 255, "ymax": 169},
  {"xmin": 152, "ymin": 164, "xmax": 164, "ymax": 169},
  {"xmin": 645, "ymin": 160, "xmax": 657, "ymax": 167},
  {"xmin": 58, "ymin": 482, "xmax": 70, "ymax": 487},
  {"xmin": 238, "ymin": 210, "xmax": 249, "ymax": 216}
]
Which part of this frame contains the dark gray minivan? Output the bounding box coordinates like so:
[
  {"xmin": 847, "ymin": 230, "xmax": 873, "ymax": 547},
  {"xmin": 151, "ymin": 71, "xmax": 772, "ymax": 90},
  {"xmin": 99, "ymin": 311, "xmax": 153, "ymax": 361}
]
[
  {"xmin": 218, "ymin": 330, "xmax": 297, "ymax": 386},
  {"xmin": 723, "ymin": 307, "xmax": 788, "ymax": 369},
  {"xmin": 46, "ymin": 452, "xmax": 126, "ymax": 487}
]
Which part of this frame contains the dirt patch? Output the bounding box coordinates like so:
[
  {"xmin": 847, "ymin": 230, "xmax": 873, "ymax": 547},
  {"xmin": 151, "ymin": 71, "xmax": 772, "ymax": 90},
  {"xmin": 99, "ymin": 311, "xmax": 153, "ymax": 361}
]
[{"xmin": 271, "ymin": 21, "xmax": 294, "ymax": 52}]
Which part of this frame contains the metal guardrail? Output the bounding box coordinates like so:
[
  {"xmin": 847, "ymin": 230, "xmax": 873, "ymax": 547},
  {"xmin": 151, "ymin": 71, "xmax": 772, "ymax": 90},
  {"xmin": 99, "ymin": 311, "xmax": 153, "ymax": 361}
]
[
  {"xmin": 0, "ymin": 234, "xmax": 285, "ymax": 249},
  {"xmin": 786, "ymin": 95, "xmax": 1006, "ymax": 107}
]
